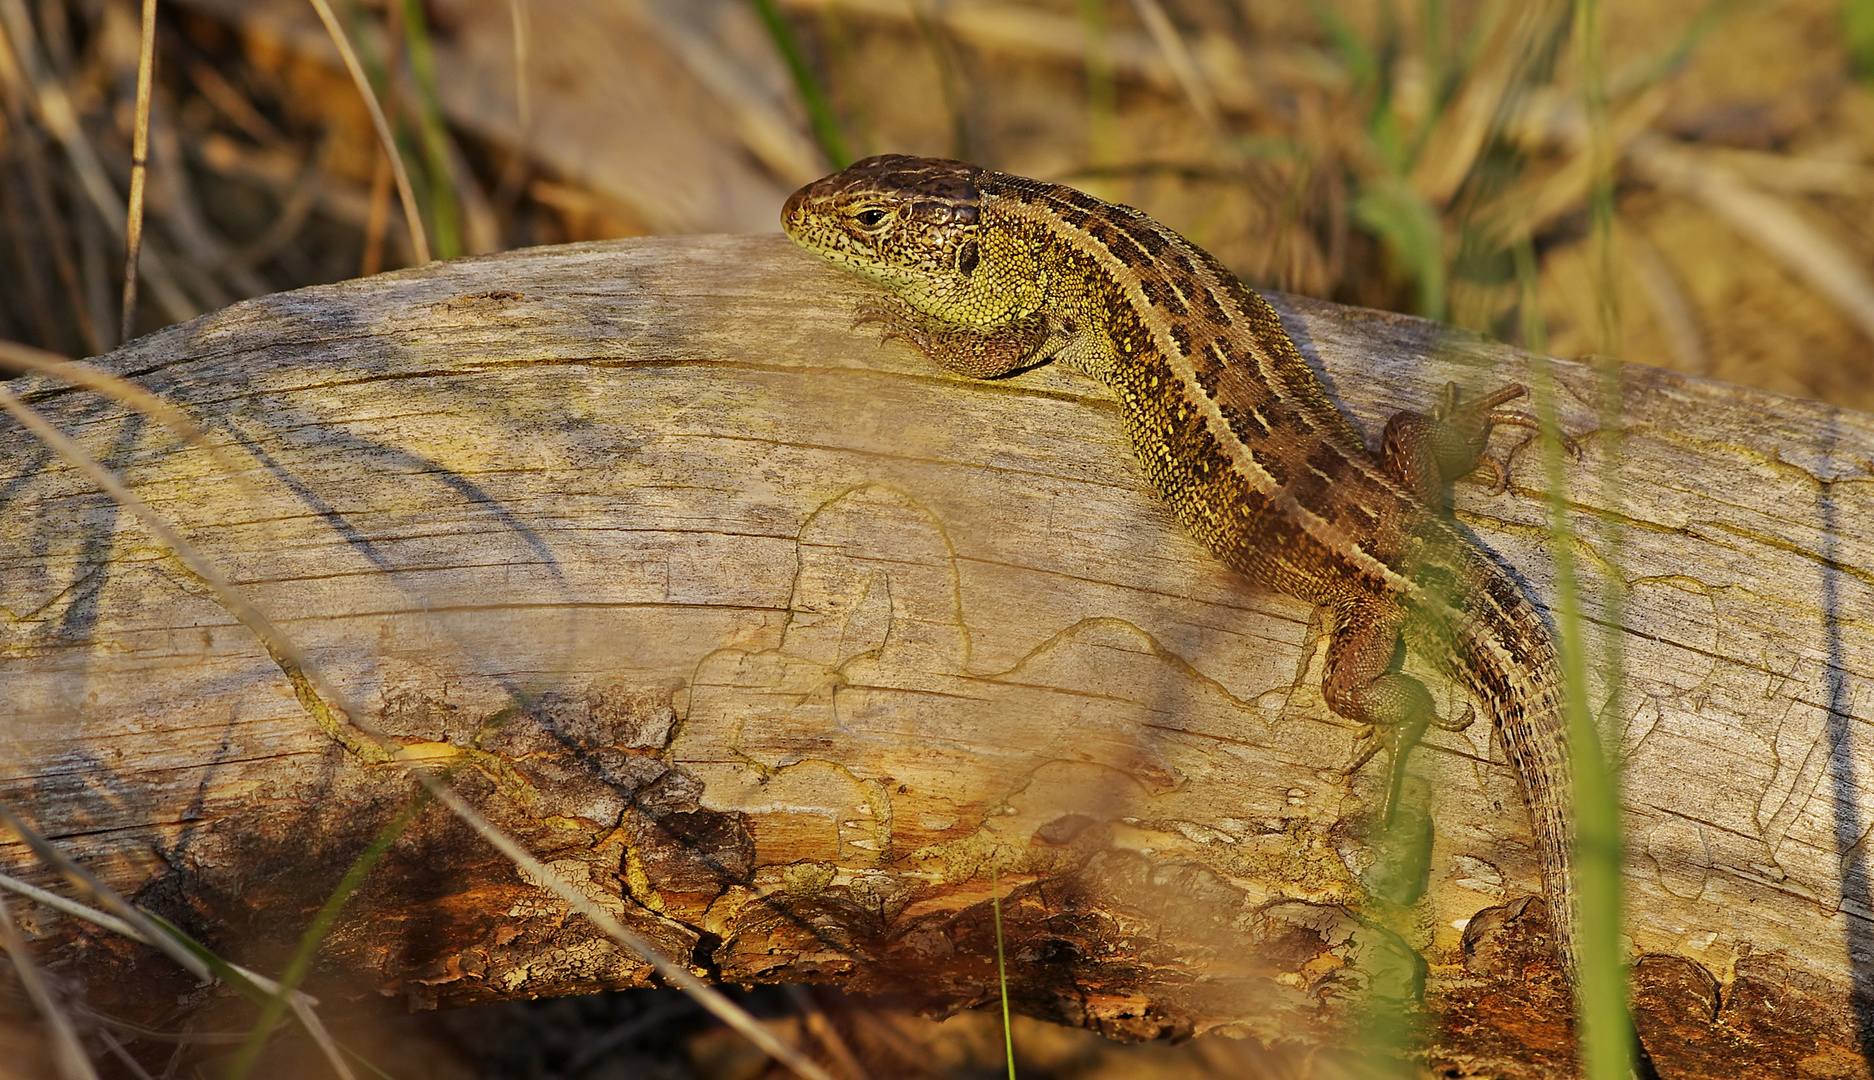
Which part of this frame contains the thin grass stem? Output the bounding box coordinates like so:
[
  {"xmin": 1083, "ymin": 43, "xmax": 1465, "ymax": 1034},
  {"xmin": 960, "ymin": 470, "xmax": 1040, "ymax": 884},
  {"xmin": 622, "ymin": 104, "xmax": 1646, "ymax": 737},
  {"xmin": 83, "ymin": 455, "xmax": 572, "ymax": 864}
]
[
  {"xmin": 0, "ymin": 872, "xmax": 139, "ymax": 940},
  {"xmin": 0, "ymin": 871, "xmax": 310, "ymax": 1007},
  {"xmin": 749, "ymin": 0, "xmax": 850, "ymax": 168},
  {"xmin": 5, "ymin": 120, "xmax": 100, "ymax": 353},
  {"xmin": 785, "ymin": 985, "xmax": 870, "ymax": 1080},
  {"xmin": 361, "ymin": 149, "xmax": 392, "ymax": 276},
  {"xmin": 1516, "ymin": 235, "xmax": 1631, "ymax": 1079},
  {"xmin": 307, "ymin": 0, "xmax": 430, "ymax": 264},
  {"xmin": 0, "ymin": 154, "xmax": 66, "ymax": 351},
  {"xmin": 509, "ymin": 0, "xmax": 530, "ymax": 133},
  {"xmin": 0, "ymin": 891, "xmax": 99, "ymax": 1080},
  {"xmin": 95, "ymin": 1029, "xmax": 158, "ymax": 1080},
  {"xmin": 1573, "ymin": 4, "xmax": 1634, "ymax": 1077},
  {"xmin": 991, "ymin": 866, "xmax": 1015, "ymax": 1080},
  {"xmin": 400, "ymin": 0, "xmax": 461, "ymax": 259},
  {"xmin": 119, "ymin": 0, "xmax": 157, "ymax": 343},
  {"xmin": 0, "ymin": 813, "xmax": 359, "ymax": 1078},
  {"xmin": 0, "ymin": 806, "xmax": 259, "ymax": 1000},
  {"xmin": 0, "ymin": 340, "xmax": 260, "ymax": 501},
  {"xmin": 0, "ymin": 0, "xmax": 195, "ymax": 329},
  {"xmin": 223, "ymin": 789, "xmax": 433, "ymax": 1080},
  {"xmin": 1128, "ymin": 0, "xmax": 1224, "ymax": 143}
]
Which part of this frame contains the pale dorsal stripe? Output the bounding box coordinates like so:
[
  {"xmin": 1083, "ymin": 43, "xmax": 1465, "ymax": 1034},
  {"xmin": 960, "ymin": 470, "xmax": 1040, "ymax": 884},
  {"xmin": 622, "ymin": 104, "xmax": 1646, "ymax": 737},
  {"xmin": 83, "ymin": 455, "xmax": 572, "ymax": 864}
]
[{"xmin": 992, "ymin": 189, "xmax": 1418, "ymax": 595}]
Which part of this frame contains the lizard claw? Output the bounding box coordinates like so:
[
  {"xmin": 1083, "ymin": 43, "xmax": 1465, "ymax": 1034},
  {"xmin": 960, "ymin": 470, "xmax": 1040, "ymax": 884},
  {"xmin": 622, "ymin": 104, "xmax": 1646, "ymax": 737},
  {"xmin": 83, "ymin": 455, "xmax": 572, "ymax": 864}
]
[
  {"xmin": 1343, "ymin": 724, "xmax": 1384, "ymax": 775},
  {"xmin": 852, "ymin": 295, "xmax": 917, "ymax": 347},
  {"xmin": 1451, "ymin": 385, "xmax": 1582, "ymax": 493}
]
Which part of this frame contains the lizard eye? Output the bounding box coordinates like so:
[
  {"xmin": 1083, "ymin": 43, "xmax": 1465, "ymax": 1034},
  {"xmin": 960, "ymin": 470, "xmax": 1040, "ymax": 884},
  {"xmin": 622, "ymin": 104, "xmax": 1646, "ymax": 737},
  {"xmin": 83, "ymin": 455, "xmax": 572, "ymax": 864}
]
[{"xmin": 854, "ymin": 208, "xmax": 889, "ymax": 228}]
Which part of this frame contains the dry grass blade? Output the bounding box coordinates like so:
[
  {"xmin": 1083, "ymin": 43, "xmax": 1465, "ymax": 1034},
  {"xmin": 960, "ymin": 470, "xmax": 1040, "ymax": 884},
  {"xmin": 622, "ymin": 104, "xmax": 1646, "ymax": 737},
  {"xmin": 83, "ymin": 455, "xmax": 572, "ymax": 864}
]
[
  {"xmin": 777, "ymin": 0, "xmax": 1266, "ymax": 113},
  {"xmin": 0, "ymin": 871, "xmax": 311, "ymax": 1006},
  {"xmin": 1511, "ymin": 85, "xmax": 1669, "ymax": 237},
  {"xmin": 0, "ymin": 371, "xmax": 835, "ymax": 1080},
  {"xmin": 1695, "ymin": 146, "xmax": 1874, "ymax": 197},
  {"xmin": 283, "ymin": 998, "xmax": 358, "ymax": 1080},
  {"xmin": 1126, "ymin": 0, "xmax": 1223, "ymax": 140},
  {"xmin": 95, "ymin": 1029, "xmax": 158, "ymax": 1080},
  {"xmin": 787, "ymin": 985, "xmax": 872, "ymax": 1080},
  {"xmin": 0, "ymin": 805, "xmax": 227, "ymax": 991},
  {"xmin": 412, "ymin": 780, "xmax": 839, "ymax": 1080},
  {"xmin": 1631, "ymin": 134, "xmax": 1874, "ymax": 345},
  {"xmin": 0, "ymin": 892, "xmax": 100, "ymax": 1080},
  {"xmin": 509, "ymin": 0, "xmax": 529, "ymax": 133},
  {"xmin": 222, "ymin": 137, "xmax": 330, "ymax": 271},
  {"xmin": 120, "ymin": 0, "xmax": 157, "ymax": 343},
  {"xmin": 0, "ymin": 0, "xmax": 194, "ymax": 329},
  {"xmin": 645, "ymin": 3, "xmax": 824, "ymax": 184},
  {"xmin": 1410, "ymin": 0, "xmax": 1570, "ymax": 206},
  {"xmin": 1624, "ymin": 224, "xmax": 1708, "ymax": 374},
  {"xmin": 305, "ymin": 0, "xmax": 431, "ymax": 264},
  {"xmin": 0, "ymin": 866, "xmax": 358, "ymax": 1080},
  {"xmin": 564, "ymin": 999, "xmax": 695, "ymax": 1073},
  {"xmin": 145, "ymin": 105, "xmax": 263, "ymax": 303},
  {"xmin": 0, "ymin": 872, "xmax": 138, "ymax": 941},
  {"xmin": 0, "ymin": 339, "xmax": 255, "ymax": 494}
]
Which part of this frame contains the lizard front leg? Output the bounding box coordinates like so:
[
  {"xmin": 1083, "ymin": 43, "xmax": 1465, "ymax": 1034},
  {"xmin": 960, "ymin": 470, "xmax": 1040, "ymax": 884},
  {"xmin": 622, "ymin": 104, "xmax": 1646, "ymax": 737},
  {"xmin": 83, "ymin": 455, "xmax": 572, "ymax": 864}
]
[
  {"xmin": 1379, "ymin": 382, "xmax": 1564, "ymax": 500},
  {"xmin": 855, "ymin": 294, "xmax": 1052, "ymax": 379}
]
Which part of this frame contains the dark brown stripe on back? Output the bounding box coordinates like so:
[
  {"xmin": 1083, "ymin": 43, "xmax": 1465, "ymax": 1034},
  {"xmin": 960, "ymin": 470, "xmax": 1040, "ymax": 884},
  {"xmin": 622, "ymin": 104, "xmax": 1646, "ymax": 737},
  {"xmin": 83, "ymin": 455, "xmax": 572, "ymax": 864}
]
[
  {"xmin": 1168, "ymin": 322, "xmax": 1197, "ymax": 357},
  {"xmin": 1141, "ymin": 278, "xmax": 1190, "ymax": 316},
  {"xmin": 1116, "ymin": 218, "xmax": 1170, "ymax": 257}
]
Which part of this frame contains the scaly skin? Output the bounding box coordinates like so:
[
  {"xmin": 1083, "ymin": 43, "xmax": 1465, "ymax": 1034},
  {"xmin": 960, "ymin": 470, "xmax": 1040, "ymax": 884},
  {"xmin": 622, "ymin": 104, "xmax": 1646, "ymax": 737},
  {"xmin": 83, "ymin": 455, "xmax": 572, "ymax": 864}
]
[{"xmin": 782, "ymin": 154, "xmax": 1577, "ymax": 985}]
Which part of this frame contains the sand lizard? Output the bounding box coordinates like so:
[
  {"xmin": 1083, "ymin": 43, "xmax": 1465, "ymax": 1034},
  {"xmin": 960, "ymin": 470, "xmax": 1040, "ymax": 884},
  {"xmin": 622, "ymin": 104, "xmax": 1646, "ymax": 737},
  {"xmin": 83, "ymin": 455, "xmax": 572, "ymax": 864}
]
[{"xmin": 781, "ymin": 154, "xmax": 1577, "ymax": 985}]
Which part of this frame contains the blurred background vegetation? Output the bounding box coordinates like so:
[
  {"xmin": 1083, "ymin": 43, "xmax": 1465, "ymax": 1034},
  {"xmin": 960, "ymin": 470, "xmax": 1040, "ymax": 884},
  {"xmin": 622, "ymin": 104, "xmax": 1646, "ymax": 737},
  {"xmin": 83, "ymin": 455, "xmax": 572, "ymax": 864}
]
[
  {"xmin": 5, "ymin": 0, "xmax": 1874, "ymax": 405},
  {"xmin": 2, "ymin": 0, "xmax": 1873, "ymax": 1076}
]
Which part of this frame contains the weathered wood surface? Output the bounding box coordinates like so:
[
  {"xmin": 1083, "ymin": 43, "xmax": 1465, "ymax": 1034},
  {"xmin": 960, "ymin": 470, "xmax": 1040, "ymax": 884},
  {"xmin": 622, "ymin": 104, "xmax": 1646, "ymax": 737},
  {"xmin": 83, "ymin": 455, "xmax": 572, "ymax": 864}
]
[{"xmin": 3, "ymin": 234, "xmax": 1871, "ymax": 1077}]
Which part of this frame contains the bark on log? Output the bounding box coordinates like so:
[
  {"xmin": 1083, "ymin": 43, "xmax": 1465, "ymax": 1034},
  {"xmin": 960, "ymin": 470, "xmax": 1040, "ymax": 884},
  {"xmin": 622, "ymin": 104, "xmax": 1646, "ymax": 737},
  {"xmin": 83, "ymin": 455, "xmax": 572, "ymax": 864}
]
[{"xmin": 4, "ymin": 234, "xmax": 1873, "ymax": 1078}]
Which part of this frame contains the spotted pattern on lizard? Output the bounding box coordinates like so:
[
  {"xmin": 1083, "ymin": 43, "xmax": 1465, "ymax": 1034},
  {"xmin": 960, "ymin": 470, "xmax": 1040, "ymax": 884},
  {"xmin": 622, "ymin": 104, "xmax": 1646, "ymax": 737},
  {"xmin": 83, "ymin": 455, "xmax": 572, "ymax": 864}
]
[{"xmin": 782, "ymin": 154, "xmax": 1577, "ymax": 985}]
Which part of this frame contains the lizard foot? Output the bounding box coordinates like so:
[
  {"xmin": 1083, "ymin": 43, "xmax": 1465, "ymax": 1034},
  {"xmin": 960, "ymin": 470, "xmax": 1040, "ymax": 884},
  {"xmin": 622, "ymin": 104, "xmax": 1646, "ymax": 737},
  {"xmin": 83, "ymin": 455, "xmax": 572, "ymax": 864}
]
[
  {"xmin": 1441, "ymin": 383, "xmax": 1582, "ymax": 494},
  {"xmin": 852, "ymin": 294, "xmax": 924, "ymax": 350}
]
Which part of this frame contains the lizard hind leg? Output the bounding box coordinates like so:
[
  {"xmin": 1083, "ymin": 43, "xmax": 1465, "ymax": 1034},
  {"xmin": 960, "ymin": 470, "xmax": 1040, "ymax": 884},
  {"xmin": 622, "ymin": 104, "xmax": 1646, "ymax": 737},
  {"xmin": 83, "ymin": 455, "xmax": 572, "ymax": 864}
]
[{"xmin": 1324, "ymin": 601, "xmax": 1474, "ymax": 820}]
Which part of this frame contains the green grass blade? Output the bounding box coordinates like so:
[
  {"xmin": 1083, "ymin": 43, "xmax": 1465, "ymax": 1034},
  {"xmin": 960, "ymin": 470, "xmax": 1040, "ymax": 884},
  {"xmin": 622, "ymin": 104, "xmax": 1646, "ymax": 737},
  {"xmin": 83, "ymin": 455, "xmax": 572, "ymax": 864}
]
[
  {"xmin": 1352, "ymin": 178, "xmax": 1448, "ymax": 318},
  {"xmin": 1846, "ymin": 0, "xmax": 1874, "ymax": 81},
  {"xmin": 992, "ymin": 866, "xmax": 1016, "ymax": 1080},
  {"xmin": 747, "ymin": 0, "xmax": 851, "ymax": 168},
  {"xmin": 223, "ymin": 787, "xmax": 433, "ymax": 1080},
  {"xmin": 1578, "ymin": 0, "xmax": 1632, "ymax": 1069},
  {"xmin": 400, "ymin": 0, "xmax": 462, "ymax": 260},
  {"xmin": 1516, "ymin": 237, "xmax": 1632, "ymax": 1080}
]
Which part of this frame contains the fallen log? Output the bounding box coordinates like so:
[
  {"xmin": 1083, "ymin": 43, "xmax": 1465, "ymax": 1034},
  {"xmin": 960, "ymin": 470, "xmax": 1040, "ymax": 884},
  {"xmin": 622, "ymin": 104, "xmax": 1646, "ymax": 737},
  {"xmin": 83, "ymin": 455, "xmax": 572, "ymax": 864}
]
[{"xmin": 2, "ymin": 234, "xmax": 1870, "ymax": 1078}]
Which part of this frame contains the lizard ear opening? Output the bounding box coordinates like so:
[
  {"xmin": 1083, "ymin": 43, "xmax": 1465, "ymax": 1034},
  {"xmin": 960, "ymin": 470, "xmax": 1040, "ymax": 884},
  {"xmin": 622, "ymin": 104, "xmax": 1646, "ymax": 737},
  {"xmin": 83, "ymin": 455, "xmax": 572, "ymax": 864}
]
[{"xmin": 956, "ymin": 239, "xmax": 980, "ymax": 277}]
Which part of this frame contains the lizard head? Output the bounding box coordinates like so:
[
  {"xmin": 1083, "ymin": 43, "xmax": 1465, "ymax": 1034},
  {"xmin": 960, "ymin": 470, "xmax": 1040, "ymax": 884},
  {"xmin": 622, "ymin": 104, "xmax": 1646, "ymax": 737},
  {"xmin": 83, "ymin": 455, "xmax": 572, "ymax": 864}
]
[{"xmin": 784, "ymin": 155, "xmax": 1038, "ymax": 327}]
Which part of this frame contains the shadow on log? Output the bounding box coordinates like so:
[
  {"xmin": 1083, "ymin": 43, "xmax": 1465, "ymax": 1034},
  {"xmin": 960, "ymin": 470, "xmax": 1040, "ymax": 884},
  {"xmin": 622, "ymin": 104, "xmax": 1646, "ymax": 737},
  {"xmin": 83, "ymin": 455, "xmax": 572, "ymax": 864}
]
[{"xmin": 3, "ymin": 235, "xmax": 1873, "ymax": 1078}]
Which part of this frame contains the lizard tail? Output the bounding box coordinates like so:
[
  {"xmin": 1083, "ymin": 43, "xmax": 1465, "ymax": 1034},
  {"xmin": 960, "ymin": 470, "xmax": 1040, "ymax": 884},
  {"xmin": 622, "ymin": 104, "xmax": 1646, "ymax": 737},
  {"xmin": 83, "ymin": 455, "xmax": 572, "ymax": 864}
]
[{"xmin": 1455, "ymin": 583, "xmax": 1581, "ymax": 987}]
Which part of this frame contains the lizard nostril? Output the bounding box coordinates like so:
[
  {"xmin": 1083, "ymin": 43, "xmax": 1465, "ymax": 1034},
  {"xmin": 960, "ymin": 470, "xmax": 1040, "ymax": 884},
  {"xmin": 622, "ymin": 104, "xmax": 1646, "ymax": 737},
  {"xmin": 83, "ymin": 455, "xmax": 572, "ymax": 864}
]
[{"xmin": 781, "ymin": 189, "xmax": 810, "ymax": 232}]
